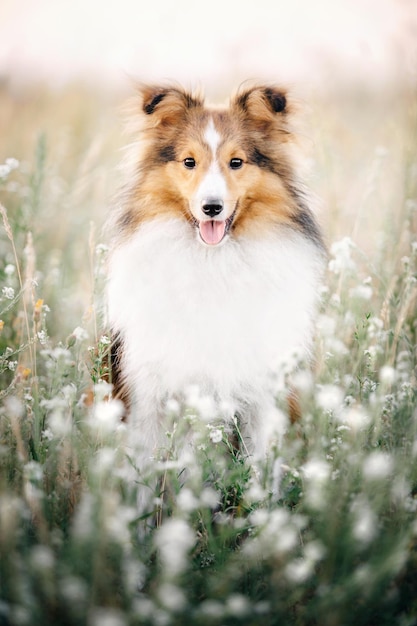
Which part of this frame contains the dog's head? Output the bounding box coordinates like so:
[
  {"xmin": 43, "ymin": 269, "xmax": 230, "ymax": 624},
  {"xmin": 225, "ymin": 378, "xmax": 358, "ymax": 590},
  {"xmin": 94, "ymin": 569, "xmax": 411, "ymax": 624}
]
[{"xmin": 123, "ymin": 82, "xmax": 309, "ymax": 246}]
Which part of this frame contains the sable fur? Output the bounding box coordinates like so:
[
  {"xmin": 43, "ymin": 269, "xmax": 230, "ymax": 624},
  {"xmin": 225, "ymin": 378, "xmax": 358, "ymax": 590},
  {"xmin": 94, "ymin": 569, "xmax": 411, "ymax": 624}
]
[{"xmin": 106, "ymin": 82, "xmax": 326, "ymax": 472}]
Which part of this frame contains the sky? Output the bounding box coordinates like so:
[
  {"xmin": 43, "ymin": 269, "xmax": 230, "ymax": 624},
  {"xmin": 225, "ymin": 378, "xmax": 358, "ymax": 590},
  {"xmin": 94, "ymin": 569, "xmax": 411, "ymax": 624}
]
[{"xmin": 0, "ymin": 0, "xmax": 416, "ymax": 94}]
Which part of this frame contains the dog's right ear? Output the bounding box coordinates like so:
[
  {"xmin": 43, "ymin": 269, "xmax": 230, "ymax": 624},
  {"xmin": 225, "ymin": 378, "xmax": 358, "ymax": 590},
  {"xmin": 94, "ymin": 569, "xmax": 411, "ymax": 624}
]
[
  {"xmin": 138, "ymin": 84, "xmax": 203, "ymax": 126},
  {"xmin": 232, "ymin": 84, "xmax": 290, "ymax": 123}
]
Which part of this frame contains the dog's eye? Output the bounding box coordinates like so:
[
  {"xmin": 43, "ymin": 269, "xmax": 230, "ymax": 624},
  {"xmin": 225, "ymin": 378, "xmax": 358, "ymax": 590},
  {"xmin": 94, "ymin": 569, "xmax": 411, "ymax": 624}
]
[
  {"xmin": 230, "ymin": 158, "xmax": 243, "ymax": 170},
  {"xmin": 183, "ymin": 157, "xmax": 196, "ymax": 169}
]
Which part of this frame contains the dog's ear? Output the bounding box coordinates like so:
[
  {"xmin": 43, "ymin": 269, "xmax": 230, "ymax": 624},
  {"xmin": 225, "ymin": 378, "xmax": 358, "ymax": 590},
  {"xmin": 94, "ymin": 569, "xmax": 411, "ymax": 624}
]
[
  {"xmin": 138, "ymin": 84, "xmax": 203, "ymax": 126},
  {"xmin": 232, "ymin": 84, "xmax": 289, "ymax": 124}
]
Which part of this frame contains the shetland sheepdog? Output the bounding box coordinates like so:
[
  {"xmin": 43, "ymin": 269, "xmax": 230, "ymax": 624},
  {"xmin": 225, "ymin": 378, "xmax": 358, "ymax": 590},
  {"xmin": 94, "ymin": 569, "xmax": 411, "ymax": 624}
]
[{"xmin": 107, "ymin": 82, "xmax": 325, "ymax": 469}]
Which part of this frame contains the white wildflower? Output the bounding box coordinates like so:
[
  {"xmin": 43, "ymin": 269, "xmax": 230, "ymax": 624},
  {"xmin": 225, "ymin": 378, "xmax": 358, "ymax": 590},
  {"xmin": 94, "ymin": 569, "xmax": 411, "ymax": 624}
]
[
  {"xmin": 209, "ymin": 427, "xmax": 223, "ymax": 444},
  {"xmin": 245, "ymin": 480, "xmax": 267, "ymax": 504},
  {"xmin": 91, "ymin": 447, "xmax": 117, "ymax": 475},
  {"xmin": 349, "ymin": 284, "xmax": 373, "ymax": 300},
  {"xmin": 30, "ymin": 545, "xmax": 54, "ymax": 572},
  {"xmin": 367, "ymin": 317, "xmax": 384, "ymax": 340},
  {"xmin": 291, "ymin": 369, "xmax": 313, "ymax": 393},
  {"xmin": 302, "ymin": 458, "xmax": 331, "ymax": 509},
  {"xmin": 302, "ymin": 458, "xmax": 330, "ymax": 483},
  {"xmin": 5, "ymin": 157, "xmax": 19, "ymax": 170},
  {"xmin": 123, "ymin": 558, "xmax": 147, "ymax": 595},
  {"xmin": 200, "ymin": 487, "xmax": 219, "ymax": 508},
  {"xmin": 88, "ymin": 608, "xmax": 127, "ymax": 626},
  {"xmin": 53, "ymin": 347, "xmax": 71, "ymax": 360},
  {"xmin": 365, "ymin": 345, "xmax": 383, "ymax": 361},
  {"xmin": 41, "ymin": 395, "xmax": 67, "ymax": 411},
  {"xmin": 247, "ymin": 509, "xmax": 298, "ymax": 557},
  {"xmin": 328, "ymin": 237, "xmax": 356, "ymax": 274},
  {"xmin": 362, "ymin": 451, "xmax": 394, "ymax": 481},
  {"xmin": 90, "ymin": 399, "xmax": 124, "ymax": 433},
  {"xmin": 304, "ymin": 540, "xmax": 326, "ymax": 562},
  {"xmin": 24, "ymin": 461, "xmax": 43, "ymax": 483},
  {"xmin": 2, "ymin": 286, "xmax": 14, "ymax": 299},
  {"xmin": 324, "ymin": 337, "xmax": 349, "ymax": 356},
  {"xmin": 96, "ymin": 243, "xmax": 109, "ymax": 255},
  {"xmin": 401, "ymin": 256, "xmax": 410, "ymax": 270},
  {"xmin": 41, "ymin": 428, "xmax": 54, "ymax": 441},
  {"xmin": 158, "ymin": 583, "xmax": 187, "ymax": 612},
  {"xmin": 154, "ymin": 518, "xmax": 195, "ymax": 577},
  {"xmin": 94, "ymin": 380, "xmax": 113, "ymax": 401},
  {"xmin": 47, "ymin": 409, "xmax": 72, "ymax": 436},
  {"xmin": 199, "ymin": 600, "xmax": 224, "ymax": 619},
  {"xmin": 379, "ymin": 365, "xmax": 396, "ymax": 386},
  {"xmin": 317, "ymin": 314, "xmax": 336, "ymax": 337},
  {"xmin": 285, "ymin": 558, "xmax": 314, "ymax": 583},
  {"xmin": 330, "ymin": 293, "xmax": 341, "ymax": 308},
  {"xmin": 99, "ymin": 335, "xmax": 111, "ymax": 346},
  {"xmin": 42, "ymin": 347, "xmax": 72, "ymax": 363},
  {"xmin": 337, "ymin": 424, "xmax": 351, "ymax": 433},
  {"xmin": 338, "ymin": 405, "xmax": 370, "ymax": 432},
  {"xmin": 249, "ymin": 509, "xmax": 269, "ymax": 527},
  {"xmin": 272, "ymin": 519, "xmax": 299, "ymax": 554},
  {"xmin": 60, "ymin": 576, "xmax": 88, "ymax": 605},
  {"xmin": 316, "ymin": 384, "xmax": 344, "ymax": 412},
  {"xmin": 226, "ymin": 594, "xmax": 250, "ymax": 617},
  {"xmin": 177, "ymin": 488, "xmax": 199, "ymax": 513},
  {"xmin": 72, "ymin": 326, "xmax": 89, "ymax": 342},
  {"xmin": 4, "ymin": 264, "xmax": 15, "ymax": 276},
  {"xmin": 4, "ymin": 396, "xmax": 25, "ymax": 417},
  {"xmin": 351, "ymin": 498, "xmax": 377, "ymax": 544},
  {"xmin": 0, "ymin": 165, "xmax": 9, "ymax": 179},
  {"xmin": 269, "ymin": 457, "xmax": 285, "ymax": 500},
  {"xmin": 0, "ymin": 158, "xmax": 19, "ymax": 180},
  {"xmin": 62, "ymin": 384, "xmax": 76, "ymax": 402},
  {"xmin": 104, "ymin": 501, "xmax": 136, "ymax": 544},
  {"xmin": 37, "ymin": 330, "xmax": 48, "ymax": 345},
  {"xmin": 254, "ymin": 601, "xmax": 270, "ymax": 615}
]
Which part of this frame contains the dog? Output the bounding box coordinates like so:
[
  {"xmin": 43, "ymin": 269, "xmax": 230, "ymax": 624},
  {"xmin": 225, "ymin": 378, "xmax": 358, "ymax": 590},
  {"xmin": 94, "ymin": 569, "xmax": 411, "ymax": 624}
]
[{"xmin": 106, "ymin": 82, "xmax": 325, "ymax": 475}]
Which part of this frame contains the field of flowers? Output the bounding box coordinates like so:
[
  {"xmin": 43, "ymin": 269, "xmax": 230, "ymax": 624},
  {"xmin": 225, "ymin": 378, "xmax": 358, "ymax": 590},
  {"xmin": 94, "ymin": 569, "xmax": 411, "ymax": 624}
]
[{"xmin": 0, "ymin": 79, "xmax": 416, "ymax": 626}]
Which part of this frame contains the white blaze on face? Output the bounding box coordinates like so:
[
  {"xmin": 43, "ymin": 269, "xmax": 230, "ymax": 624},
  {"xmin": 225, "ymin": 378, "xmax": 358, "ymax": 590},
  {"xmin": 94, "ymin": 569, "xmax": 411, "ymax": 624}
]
[
  {"xmin": 190, "ymin": 117, "xmax": 234, "ymax": 246},
  {"xmin": 193, "ymin": 118, "xmax": 227, "ymax": 220},
  {"xmin": 204, "ymin": 117, "xmax": 221, "ymax": 155}
]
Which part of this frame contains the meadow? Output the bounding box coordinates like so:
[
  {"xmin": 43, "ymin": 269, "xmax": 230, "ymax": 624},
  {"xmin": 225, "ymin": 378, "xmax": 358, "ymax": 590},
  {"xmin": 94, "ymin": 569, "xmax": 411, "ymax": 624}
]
[{"xmin": 0, "ymin": 77, "xmax": 416, "ymax": 626}]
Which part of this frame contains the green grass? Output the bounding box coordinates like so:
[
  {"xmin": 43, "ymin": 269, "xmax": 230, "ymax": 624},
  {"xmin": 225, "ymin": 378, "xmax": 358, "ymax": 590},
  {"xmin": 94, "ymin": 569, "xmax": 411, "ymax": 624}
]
[{"xmin": 0, "ymin": 79, "xmax": 416, "ymax": 626}]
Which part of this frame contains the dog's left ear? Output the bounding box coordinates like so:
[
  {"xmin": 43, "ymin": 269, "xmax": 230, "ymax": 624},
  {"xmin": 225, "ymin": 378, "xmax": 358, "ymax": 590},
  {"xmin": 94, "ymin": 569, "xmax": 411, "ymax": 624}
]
[
  {"xmin": 232, "ymin": 84, "xmax": 289, "ymax": 124},
  {"xmin": 138, "ymin": 84, "xmax": 203, "ymax": 126}
]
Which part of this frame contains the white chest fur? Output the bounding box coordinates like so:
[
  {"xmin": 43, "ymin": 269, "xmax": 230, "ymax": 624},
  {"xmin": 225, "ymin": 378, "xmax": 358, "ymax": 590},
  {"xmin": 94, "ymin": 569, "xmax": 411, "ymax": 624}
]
[{"xmin": 107, "ymin": 219, "xmax": 323, "ymax": 454}]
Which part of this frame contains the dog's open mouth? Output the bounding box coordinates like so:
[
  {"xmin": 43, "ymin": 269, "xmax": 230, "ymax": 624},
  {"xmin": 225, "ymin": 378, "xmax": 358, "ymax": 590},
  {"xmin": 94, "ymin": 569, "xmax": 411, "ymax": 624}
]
[{"xmin": 194, "ymin": 212, "xmax": 235, "ymax": 246}]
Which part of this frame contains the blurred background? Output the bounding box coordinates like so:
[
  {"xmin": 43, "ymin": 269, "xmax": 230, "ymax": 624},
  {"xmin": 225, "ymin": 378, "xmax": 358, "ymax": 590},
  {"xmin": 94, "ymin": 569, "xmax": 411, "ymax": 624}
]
[
  {"xmin": 0, "ymin": 0, "xmax": 416, "ymax": 94},
  {"xmin": 0, "ymin": 0, "xmax": 416, "ymax": 332}
]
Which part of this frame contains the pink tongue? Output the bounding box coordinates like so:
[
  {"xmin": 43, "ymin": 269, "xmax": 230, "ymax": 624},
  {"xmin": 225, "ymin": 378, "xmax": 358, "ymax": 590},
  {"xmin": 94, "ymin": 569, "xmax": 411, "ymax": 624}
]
[{"xmin": 199, "ymin": 220, "xmax": 226, "ymax": 245}]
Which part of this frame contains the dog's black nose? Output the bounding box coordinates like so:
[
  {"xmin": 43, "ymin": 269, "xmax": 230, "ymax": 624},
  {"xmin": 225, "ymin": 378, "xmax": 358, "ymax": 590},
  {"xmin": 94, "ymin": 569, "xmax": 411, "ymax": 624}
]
[{"xmin": 202, "ymin": 202, "xmax": 223, "ymax": 217}]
